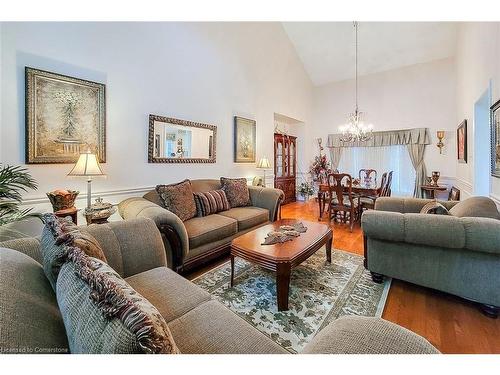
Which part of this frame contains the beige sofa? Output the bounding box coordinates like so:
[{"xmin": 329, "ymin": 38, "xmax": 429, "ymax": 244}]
[
  {"xmin": 0, "ymin": 218, "xmax": 439, "ymax": 354},
  {"xmin": 118, "ymin": 179, "xmax": 284, "ymax": 272}
]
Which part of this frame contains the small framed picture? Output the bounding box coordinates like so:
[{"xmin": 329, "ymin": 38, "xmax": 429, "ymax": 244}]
[
  {"xmin": 491, "ymin": 99, "xmax": 500, "ymax": 178},
  {"xmin": 234, "ymin": 116, "xmax": 256, "ymax": 163},
  {"xmin": 457, "ymin": 119, "xmax": 467, "ymax": 164}
]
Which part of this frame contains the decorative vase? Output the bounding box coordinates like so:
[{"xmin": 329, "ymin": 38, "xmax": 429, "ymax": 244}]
[
  {"xmin": 431, "ymin": 171, "xmax": 440, "ymax": 186},
  {"xmin": 47, "ymin": 189, "xmax": 79, "ymax": 212}
]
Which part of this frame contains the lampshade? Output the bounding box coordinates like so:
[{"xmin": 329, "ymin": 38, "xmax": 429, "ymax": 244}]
[
  {"xmin": 257, "ymin": 157, "xmax": 271, "ymax": 169},
  {"xmin": 67, "ymin": 150, "xmax": 105, "ymax": 177},
  {"xmin": 437, "ymin": 131, "xmax": 445, "ymax": 139}
]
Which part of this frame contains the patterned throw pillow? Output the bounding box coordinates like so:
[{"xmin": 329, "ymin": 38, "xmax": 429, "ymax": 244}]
[
  {"xmin": 420, "ymin": 200, "xmax": 449, "ymax": 215},
  {"xmin": 193, "ymin": 190, "xmax": 231, "ymax": 217},
  {"xmin": 56, "ymin": 245, "xmax": 179, "ymax": 354},
  {"xmin": 156, "ymin": 179, "xmax": 197, "ymax": 221},
  {"xmin": 220, "ymin": 177, "xmax": 251, "ymax": 208},
  {"xmin": 41, "ymin": 213, "xmax": 107, "ymax": 290}
]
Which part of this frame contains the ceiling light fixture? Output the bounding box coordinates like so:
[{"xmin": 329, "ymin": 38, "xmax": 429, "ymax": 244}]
[{"xmin": 338, "ymin": 22, "xmax": 373, "ymax": 143}]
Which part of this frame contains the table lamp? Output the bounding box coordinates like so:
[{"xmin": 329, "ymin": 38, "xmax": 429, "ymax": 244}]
[
  {"xmin": 256, "ymin": 157, "xmax": 272, "ymax": 187},
  {"xmin": 67, "ymin": 150, "xmax": 106, "ymax": 209}
]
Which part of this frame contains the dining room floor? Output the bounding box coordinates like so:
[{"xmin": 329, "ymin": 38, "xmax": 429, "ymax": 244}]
[{"xmin": 186, "ymin": 199, "xmax": 500, "ymax": 354}]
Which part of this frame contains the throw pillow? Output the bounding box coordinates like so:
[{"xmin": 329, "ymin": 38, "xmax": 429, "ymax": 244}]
[
  {"xmin": 193, "ymin": 190, "xmax": 231, "ymax": 217},
  {"xmin": 156, "ymin": 179, "xmax": 197, "ymax": 221},
  {"xmin": 220, "ymin": 177, "xmax": 251, "ymax": 208},
  {"xmin": 56, "ymin": 245, "xmax": 179, "ymax": 354},
  {"xmin": 419, "ymin": 200, "xmax": 450, "ymax": 215},
  {"xmin": 449, "ymin": 196, "xmax": 500, "ymax": 219},
  {"xmin": 41, "ymin": 213, "xmax": 107, "ymax": 290}
]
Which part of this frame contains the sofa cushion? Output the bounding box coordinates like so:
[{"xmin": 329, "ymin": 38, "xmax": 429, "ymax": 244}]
[
  {"xmin": 184, "ymin": 214, "xmax": 238, "ymax": 249},
  {"xmin": 168, "ymin": 300, "xmax": 287, "ymax": 354},
  {"xmin": 156, "ymin": 179, "xmax": 197, "ymax": 222},
  {"xmin": 220, "ymin": 177, "xmax": 251, "ymax": 208},
  {"xmin": 0, "ymin": 248, "xmax": 69, "ymax": 353},
  {"xmin": 218, "ymin": 207, "xmax": 269, "ymax": 231},
  {"xmin": 449, "ymin": 196, "xmax": 500, "ymax": 220},
  {"xmin": 126, "ymin": 267, "xmax": 212, "ymax": 323},
  {"xmin": 56, "ymin": 247, "xmax": 179, "ymax": 354},
  {"xmin": 193, "ymin": 190, "xmax": 231, "ymax": 217}
]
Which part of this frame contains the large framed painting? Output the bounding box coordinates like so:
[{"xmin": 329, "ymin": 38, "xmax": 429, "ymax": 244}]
[
  {"xmin": 234, "ymin": 116, "xmax": 256, "ymax": 163},
  {"xmin": 457, "ymin": 119, "xmax": 467, "ymax": 163},
  {"xmin": 25, "ymin": 67, "xmax": 106, "ymax": 164},
  {"xmin": 491, "ymin": 99, "xmax": 500, "ymax": 178}
]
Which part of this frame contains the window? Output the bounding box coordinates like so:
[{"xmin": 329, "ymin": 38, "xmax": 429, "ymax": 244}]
[{"xmin": 338, "ymin": 145, "xmax": 416, "ymax": 196}]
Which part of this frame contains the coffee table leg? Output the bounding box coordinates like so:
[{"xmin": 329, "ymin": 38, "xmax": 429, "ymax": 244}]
[
  {"xmin": 230, "ymin": 254, "xmax": 235, "ymax": 287},
  {"xmin": 326, "ymin": 237, "xmax": 332, "ymax": 263},
  {"xmin": 276, "ymin": 263, "xmax": 291, "ymax": 311}
]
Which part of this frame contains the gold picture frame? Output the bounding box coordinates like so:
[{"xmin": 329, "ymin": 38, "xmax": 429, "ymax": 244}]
[
  {"xmin": 234, "ymin": 116, "xmax": 256, "ymax": 163},
  {"xmin": 25, "ymin": 67, "xmax": 106, "ymax": 164}
]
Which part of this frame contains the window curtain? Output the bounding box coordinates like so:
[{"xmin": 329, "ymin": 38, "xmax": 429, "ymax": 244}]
[
  {"xmin": 338, "ymin": 145, "xmax": 416, "ymax": 196},
  {"xmin": 407, "ymin": 144, "xmax": 427, "ymax": 198},
  {"xmin": 327, "ymin": 128, "xmax": 430, "ymax": 198},
  {"xmin": 329, "ymin": 147, "xmax": 342, "ymax": 172}
]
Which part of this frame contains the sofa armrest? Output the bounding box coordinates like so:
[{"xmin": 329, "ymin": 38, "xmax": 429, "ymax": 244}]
[
  {"xmin": 118, "ymin": 197, "xmax": 189, "ymax": 269},
  {"xmin": 375, "ymin": 197, "xmax": 459, "ymax": 213},
  {"xmin": 302, "ymin": 316, "xmax": 439, "ymax": 354},
  {"xmin": 361, "ymin": 210, "xmax": 406, "ymax": 243},
  {"xmin": 248, "ymin": 186, "xmax": 284, "ymax": 221}
]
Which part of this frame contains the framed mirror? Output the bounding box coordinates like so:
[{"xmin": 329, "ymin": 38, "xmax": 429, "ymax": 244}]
[{"xmin": 148, "ymin": 114, "xmax": 217, "ymax": 163}]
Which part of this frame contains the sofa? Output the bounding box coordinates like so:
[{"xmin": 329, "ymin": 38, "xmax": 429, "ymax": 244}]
[
  {"xmin": 0, "ymin": 217, "xmax": 439, "ymax": 354},
  {"xmin": 118, "ymin": 179, "xmax": 284, "ymax": 272},
  {"xmin": 361, "ymin": 196, "xmax": 500, "ymax": 318}
]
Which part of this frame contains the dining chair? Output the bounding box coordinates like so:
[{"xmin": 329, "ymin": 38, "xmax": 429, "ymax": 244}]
[
  {"xmin": 327, "ymin": 173, "xmax": 361, "ymax": 232},
  {"xmin": 448, "ymin": 186, "xmax": 461, "ymax": 201},
  {"xmin": 359, "ymin": 169, "xmax": 377, "ymax": 186},
  {"xmin": 360, "ymin": 172, "xmax": 387, "ymax": 211},
  {"xmin": 380, "ymin": 171, "xmax": 393, "ymax": 197}
]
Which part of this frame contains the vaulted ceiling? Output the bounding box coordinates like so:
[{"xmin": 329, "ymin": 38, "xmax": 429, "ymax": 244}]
[{"xmin": 282, "ymin": 22, "xmax": 458, "ymax": 86}]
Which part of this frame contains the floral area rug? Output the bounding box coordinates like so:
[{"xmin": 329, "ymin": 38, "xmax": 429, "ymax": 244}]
[{"xmin": 192, "ymin": 248, "xmax": 391, "ymax": 353}]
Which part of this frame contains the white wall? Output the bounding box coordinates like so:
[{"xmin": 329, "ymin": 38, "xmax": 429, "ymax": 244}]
[
  {"xmin": 455, "ymin": 22, "xmax": 500, "ymax": 203},
  {"xmin": 311, "ymin": 58, "xmax": 458, "ymax": 195},
  {"xmin": 0, "ymin": 22, "xmax": 313, "ymax": 215}
]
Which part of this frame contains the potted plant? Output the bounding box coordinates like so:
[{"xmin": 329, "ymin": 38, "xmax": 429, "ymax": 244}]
[
  {"xmin": 0, "ymin": 164, "xmax": 40, "ymax": 236},
  {"xmin": 309, "ymin": 154, "xmax": 331, "ymax": 182},
  {"xmin": 297, "ymin": 181, "xmax": 315, "ymax": 201}
]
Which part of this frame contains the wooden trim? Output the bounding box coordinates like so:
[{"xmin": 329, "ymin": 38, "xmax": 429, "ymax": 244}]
[
  {"xmin": 148, "ymin": 114, "xmax": 217, "ymax": 163},
  {"xmin": 158, "ymin": 223, "xmax": 184, "ymax": 271},
  {"xmin": 180, "ymin": 243, "xmax": 231, "ymax": 274},
  {"xmin": 363, "ymin": 234, "xmax": 368, "ymax": 269}
]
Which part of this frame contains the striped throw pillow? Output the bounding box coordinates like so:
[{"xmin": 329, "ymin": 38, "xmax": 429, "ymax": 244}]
[{"xmin": 193, "ymin": 190, "xmax": 231, "ymax": 217}]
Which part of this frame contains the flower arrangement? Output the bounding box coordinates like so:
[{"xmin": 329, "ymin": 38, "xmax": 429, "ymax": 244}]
[
  {"xmin": 309, "ymin": 155, "xmax": 331, "ymax": 181},
  {"xmin": 297, "ymin": 182, "xmax": 315, "ymax": 199}
]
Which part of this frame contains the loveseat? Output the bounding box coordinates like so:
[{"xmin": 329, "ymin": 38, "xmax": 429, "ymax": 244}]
[
  {"xmin": 118, "ymin": 179, "xmax": 284, "ymax": 272},
  {"xmin": 361, "ymin": 196, "xmax": 500, "ymax": 318},
  {"xmin": 0, "ymin": 218, "xmax": 439, "ymax": 354}
]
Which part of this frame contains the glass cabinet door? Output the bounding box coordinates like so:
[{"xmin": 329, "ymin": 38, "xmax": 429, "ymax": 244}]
[
  {"xmin": 284, "ymin": 139, "xmax": 289, "ymax": 176},
  {"xmin": 276, "ymin": 141, "xmax": 283, "ymax": 177},
  {"xmin": 289, "ymin": 141, "xmax": 295, "ymax": 176}
]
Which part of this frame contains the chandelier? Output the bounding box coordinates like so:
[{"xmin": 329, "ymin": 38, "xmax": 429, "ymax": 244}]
[{"xmin": 338, "ymin": 22, "xmax": 373, "ymax": 143}]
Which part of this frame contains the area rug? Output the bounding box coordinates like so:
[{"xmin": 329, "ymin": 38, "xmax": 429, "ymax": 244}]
[{"xmin": 192, "ymin": 248, "xmax": 391, "ymax": 353}]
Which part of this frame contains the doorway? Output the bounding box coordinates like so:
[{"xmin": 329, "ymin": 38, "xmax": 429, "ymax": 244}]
[{"xmin": 473, "ymin": 84, "xmax": 491, "ymax": 196}]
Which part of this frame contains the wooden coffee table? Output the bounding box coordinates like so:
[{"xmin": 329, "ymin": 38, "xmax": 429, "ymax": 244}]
[{"xmin": 230, "ymin": 219, "xmax": 333, "ymax": 311}]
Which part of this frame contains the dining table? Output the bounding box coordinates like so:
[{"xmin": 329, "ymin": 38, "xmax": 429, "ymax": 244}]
[{"xmin": 317, "ymin": 182, "xmax": 379, "ymax": 221}]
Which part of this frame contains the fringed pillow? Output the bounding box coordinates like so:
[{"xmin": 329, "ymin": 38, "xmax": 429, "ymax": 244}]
[
  {"xmin": 193, "ymin": 190, "xmax": 231, "ymax": 217},
  {"xmin": 56, "ymin": 245, "xmax": 179, "ymax": 354},
  {"xmin": 220, "ymin": 177, "xmax": 251, "ymax": 208},
  {"xmin": 419, "ymin": 200, "xmax": 449, "ymax": 215},
  {"xmin": 41, "ymin": 213, "xmax": 107, "ymax": 290}
]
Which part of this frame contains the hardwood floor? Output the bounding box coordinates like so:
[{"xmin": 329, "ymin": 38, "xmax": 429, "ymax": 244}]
[{"xmin": 186, "ymin": 200, "xmax": 500, "ymax": 353}]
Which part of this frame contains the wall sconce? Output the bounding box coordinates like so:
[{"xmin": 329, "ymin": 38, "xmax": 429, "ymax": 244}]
[{"xmin": 436, "ymin": 131, "xmax": 445, "ymax": 154}]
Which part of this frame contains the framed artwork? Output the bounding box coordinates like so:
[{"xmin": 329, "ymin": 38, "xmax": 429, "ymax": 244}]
[
  {"xmin": 491, "ymin": 99, "xmax": 500, "ymax": 178},
  {"xmin": 234, "ymin": 116, "xmax": 256, "ymax": 163},
  {"xmin": 457, "ymin": 119, "xmax": 467, "ymax": 163},
  {"xmin": 25, "ymin": 67, "xmax": 106, "ymax": 164}
]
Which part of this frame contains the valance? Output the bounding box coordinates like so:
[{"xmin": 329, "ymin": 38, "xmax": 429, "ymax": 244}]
[{"xmin": 327, "ymin": 128, "xmax": 430, "ymax": 148}]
